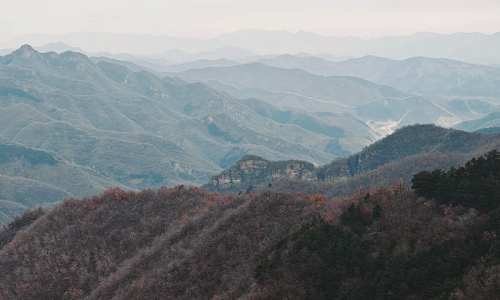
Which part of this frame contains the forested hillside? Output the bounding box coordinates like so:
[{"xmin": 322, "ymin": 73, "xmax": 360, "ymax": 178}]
[
  {"xmin": 255, "ymin": 151, "xmax": 500, "ymax": 299},
  {"xmin": 321, "ymin": 124, "xmax": 500, "ymax": 177},
  {"xmin": 1, "ymin": 152, "xmax": 500, "ymax": 299},
  {"xmin": 205, "ymin": 124, "xmax": 500, "ymax": 194}
]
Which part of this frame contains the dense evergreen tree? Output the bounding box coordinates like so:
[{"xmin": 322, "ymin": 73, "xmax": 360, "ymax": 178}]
[{"xmin": 412, "ymin": 150, "xmax": 500, "ymax": 212}]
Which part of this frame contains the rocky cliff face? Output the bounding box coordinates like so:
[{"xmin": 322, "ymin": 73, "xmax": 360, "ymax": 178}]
[
  {"xmin": 317, "ymin": 158, "xmax": 352, "ymax": 181},
  {"xmin": 204, "ymin": 155, "xmax": 318, "ymax": 191}
]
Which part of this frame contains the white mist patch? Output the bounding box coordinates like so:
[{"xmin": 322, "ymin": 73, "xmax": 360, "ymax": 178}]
[
  {"xmin": 435, "ymin": 116, "xmax": 462, "ymax": 128},
  {"xmin": 368, "ymin": 120, "xmax": 400, "ymax": 139}
]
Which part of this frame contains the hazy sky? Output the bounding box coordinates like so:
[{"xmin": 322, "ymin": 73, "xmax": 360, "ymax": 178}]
[{"xmin": 1, "ymin": 0, "xmax": 499, "ymax": 42}]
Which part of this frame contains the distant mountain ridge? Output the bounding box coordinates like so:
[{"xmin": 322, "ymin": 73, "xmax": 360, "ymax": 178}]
[
  {"xmin": 159, "ymin": 59, "xmax": 240, "ymax": 73},
  {"xmin": 175, "ymin": 62, "xmax": 407, "ymax": 107},
  {"xmin": 2, "ymin": 30, "xmax": 500, "ymax": 64},
  {"xmin": 11, "ymin": 42, "xmax": 250, "ymax": 72},
  {"xmin": 256, "ymin": 55, "xmax": 500, "ymax": 97},
  {"xmin": 172, "ymin": 62, "xmax": 470, "ymax": 131},
  {"xmin": 20, "ymin": 40, "xmax": 500, "ymax": 99}
]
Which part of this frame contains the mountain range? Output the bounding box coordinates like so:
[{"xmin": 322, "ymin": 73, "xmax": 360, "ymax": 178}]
[
  {"xmin": 170, "ymin": 62, "xmax": 486, "ymax": 131},
  {"xmin": 0, "ymin": 45, "xmax": 385, "ymax": 222},
  {"xmin": 18, "ymin": 40, "xmax": 500, "ymax": 103},
  {"xmin": 1, "ymin": 44, "xmax": 500, "ymax": 222},
  {"xmin": 2, "ymin": 30, "xmax": 500, "ymax": 64}
]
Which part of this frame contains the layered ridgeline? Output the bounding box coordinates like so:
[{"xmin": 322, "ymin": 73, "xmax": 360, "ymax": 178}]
[
  {"xmin": 2, "ymin": 149, "xmax": 500, "ymax": 299},
  {"xmin": 169, "ymin": 54, "xmax": 500, "ymax": 132},
  {"xmin": 204, "ymin": 124, "xmax": 500, "ymax": 195},
  {"xmin": 0, "ymin": 45, "xmax": 381, "ymax": 221},
  {"xmin": 172, "ymin": 61, "xmax": 498, "ymax": 131},
  {"xmin": 255, "ymin": 54, "xmax": 500, "ymax": 97},
  {"xmin": 175, "ymin": 62, "xmax": 407, "ymax": 108},
  {"xmin": 3, "ymin": 30, "xmax": 500, "ymax": 65}
]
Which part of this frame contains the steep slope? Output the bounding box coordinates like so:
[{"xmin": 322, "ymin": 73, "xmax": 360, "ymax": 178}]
[
  {"xmin": 443, "ymin": 98, "xmax": 499, "ymax": 119},
  {"xmin": 254, "ymin": 153, "xmax": 500, "ymax": 299},
  {"xmin": 377, "ymin": 57, "xmax": 500, "ymax": 97},
  {"xmin": 192, "ymin": 78, "xmax": 355, "ymax": 114},
  {"xmin": 180, "ymin": 62, "xmax": 488, "ymax": 137},
  {"xmin": 173, "ymin": 61, "xmax": 467, "ymax": 129},
  {"xmin": 180, "ymin": 82, "xmax": 377, "ymax": 152},
  {"xmin": 96, "ymin": 61, "xmax": 342, "ymax": 160},
  {"xmin": 0, "ymin": 200, "xmax": 26, "ymax": 226},
  {"xmin": 90, "ymin": 56, "xmax": 159, "ymax": 73},
  {"xmin": 476, "ymin": 127, "xmax": 500, "ymax": 133},
  {"xmin": 239, "ymin": 98, "xmax": 346, "ymax": 139}
]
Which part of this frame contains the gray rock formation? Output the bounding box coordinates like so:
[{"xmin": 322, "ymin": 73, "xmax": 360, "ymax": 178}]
[{"xmin": 204, "ymin": 155, "xmax": 318, "ymax": 190}]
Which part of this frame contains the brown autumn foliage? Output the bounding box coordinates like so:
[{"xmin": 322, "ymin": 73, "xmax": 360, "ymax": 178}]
[
  {"xmin": 247, "ymin": 183, "xmax": 484, "ymax": 300},
  {"xmin": 0, "ymin": 186, "xmax": 318, "ymax": 299},
  {"xmin": 0, "ymin": 207, "xmax": 44, "ymax": 250},
  {"xmin": 0, "ymin": 180, "xmax": 495, "ymax": 299}
]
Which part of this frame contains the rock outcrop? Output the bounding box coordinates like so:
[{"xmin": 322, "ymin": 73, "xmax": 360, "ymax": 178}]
[{"xmin": 204, "ymin": 155, "xmax": 318, "ymax": 191}]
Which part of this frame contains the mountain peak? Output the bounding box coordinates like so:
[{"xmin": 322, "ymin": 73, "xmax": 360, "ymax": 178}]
[
  {"xmin": 18, "ymin": 44, "xmax": 35, "ymax": 51},
  {"xmin": 12, "ymin": 44, "xmax": 38, "ymax": 58}
]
